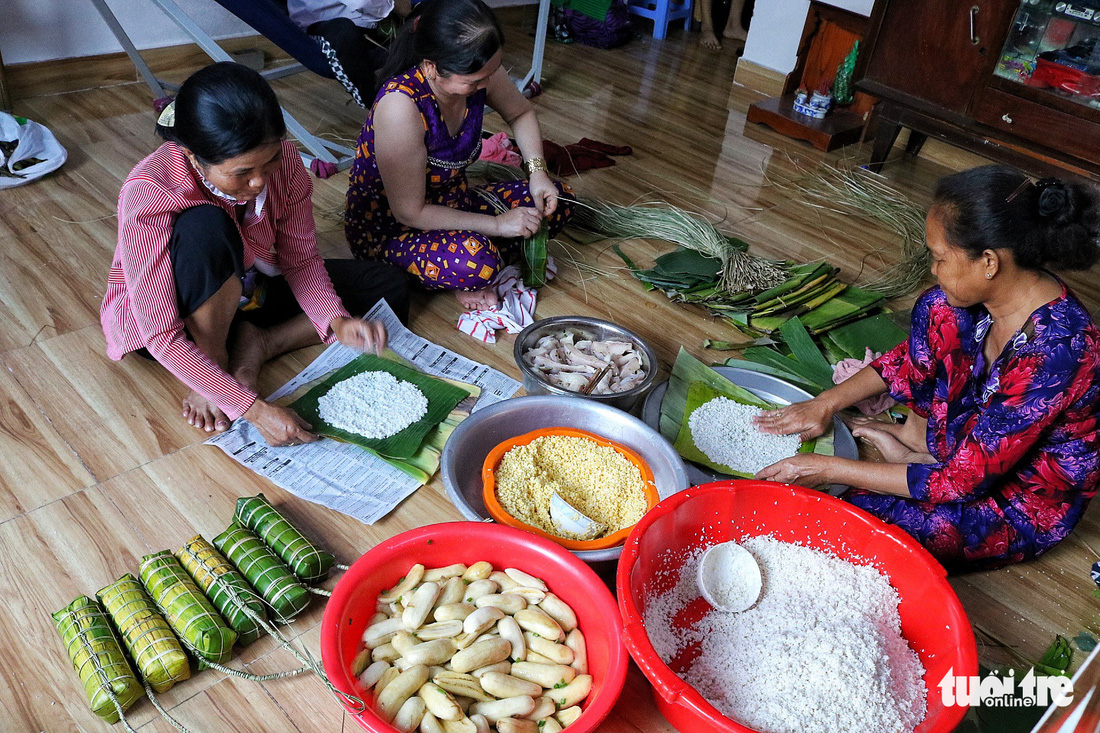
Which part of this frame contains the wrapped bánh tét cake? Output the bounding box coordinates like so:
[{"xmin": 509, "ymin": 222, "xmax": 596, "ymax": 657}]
[
  {"xmin": 139, "ymin": 551, "xmax": 237, "ymax": 664},
  {"xmin": 214, "ymin": 522, "xmax": 310, "ymax": 623},
  {"xmin": 53, "ymin": 595, "xmax": 143, "ymax": 723},
  {"xmin": 235, "ymin": 493, "xmax": 334, "ymax": 584},
  {"xmin": 97, "ymin": 574, "xmax": 190, "ymax": 693},
  {"xmin": 176, "ymin": 535, "xmax": 267, "ymax": 646}
]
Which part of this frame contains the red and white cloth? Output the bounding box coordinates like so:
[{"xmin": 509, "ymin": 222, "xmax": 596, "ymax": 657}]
[
  {"xmin": 833, "ymin": 347, "xmax": 897, "ymax": 416},
  {"xmin": 456, "ymin": 260, "xmax": 557, "ymax": 344}
]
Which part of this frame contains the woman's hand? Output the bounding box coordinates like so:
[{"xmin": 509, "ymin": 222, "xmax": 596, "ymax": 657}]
[
  {"xmin": 752, "ymin": 396, "xmax": 836, "ymax": 441},
  {"xmin": 528, "ymin": 171, "xmax": 558, "ymax": 217},
  {"xmin": 332, "ymin": 317, "xmax": 387, "ymax": 354},
  {"xmin": 244, "ymin": 399, "xmax": 318, "ymax": 447},
  {"xmin": 494, "ymin": 206, "xmax": 542, "ymax": 238},
  {"xmin": 755, "ymin": 454, "xmax": 835, "ymax": 488}
]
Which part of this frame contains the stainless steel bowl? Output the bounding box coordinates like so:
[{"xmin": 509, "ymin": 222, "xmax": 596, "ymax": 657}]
[
  {"xmin": 513, "ymin": 316, "xmax": 659, "ymax": 412},
  {"xmin": 440, "ymin": 395, "xmax": 690, "ymax": 564}
]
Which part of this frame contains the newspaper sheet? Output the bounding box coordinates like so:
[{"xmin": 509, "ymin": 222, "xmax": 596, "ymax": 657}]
[{"xmin": 207, "ymin": 300, "xmax": 521, "ymax": 524}]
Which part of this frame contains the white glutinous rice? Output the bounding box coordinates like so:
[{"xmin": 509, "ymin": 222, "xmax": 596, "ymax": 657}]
[
  {"xmin": 644, "ymin": 537, "xmax": 927, "ymax": 733},
  {"xmin": 689, "ymin": 397, "xmax": 800, "ymax": 474},
  {"xmin": 317, "ymin": 371, "xmax": 428, "ymax": 439}
]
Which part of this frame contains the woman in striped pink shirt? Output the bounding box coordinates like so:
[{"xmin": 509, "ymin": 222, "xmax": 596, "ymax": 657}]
[{"xmin": 101, "ymin": 63, "xmax": 407, "ymax": 446}]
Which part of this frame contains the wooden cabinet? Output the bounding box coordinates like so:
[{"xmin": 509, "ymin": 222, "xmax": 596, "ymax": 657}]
[{"xmin": 857, "ymin": 0, "xmax": 1100, "ymax": 180}]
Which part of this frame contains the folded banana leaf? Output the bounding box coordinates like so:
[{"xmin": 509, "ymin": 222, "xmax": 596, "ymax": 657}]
[
  {"xmin": 672, "ymin": 381, "xmax": 813, "ymax": 478},
  {"xmin": 275, "ymin": 357, "xmax": 481, "ymax": 485},
  {"xmin": 176, "ymin": 536, "xmax": 267, "ymax": 646},
  {"xmin": 234, "ymin": 494, "xmax": 333, "ymax": 585},
  {"xmin": 750, "ymin": 262, "xmax": 833, "ymax": 305},
  {"xmin": 778, "ymin": 318, "xmax": 834, "ymax": 388},
  {"xmin": 98, "ymin": 574, "xmax": 190, "ymax": 693},
  {"xmin": 802, "ymin": 286, "xmax": 884, "ymax": 333},
  {"xmin": 53, "ymin": 595, "xmax": 144, "ymax": 723},
  {"xmin": 214, "ymin": 523, "xmax": 310, "ymax": 624},
  {"xmin": 822, "ymin": 313, "xmax": 909, "ymax": 359},
  {"xmin": 139, "ymin": 551, "xmax": 237, "ymax": 664},
  {"xmin": 289, "ymin": 352, "xmax": 469, "ymax": 460},
  {"xmin": 521, "ymin": 219, "xmax": 550, "ymax": 288}
]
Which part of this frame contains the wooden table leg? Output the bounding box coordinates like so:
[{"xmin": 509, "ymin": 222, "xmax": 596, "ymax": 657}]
[
  {"xmin": 905, "ymin": 130, "xmax": 928, "ymax": 157},
  {"xmin": 867, "ymin": 107, "xmax": 903, "ymax": 173},
  {"xmin": 0, "ymin": 44, "xmax": 11, "ymax": 113}
]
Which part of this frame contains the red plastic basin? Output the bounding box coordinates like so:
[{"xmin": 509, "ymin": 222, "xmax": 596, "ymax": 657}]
[
  {"xmin": 616, "ymin": 480, "xmax": 977, "ymax": 733},
  {"xmin": 321, "ymin": 522, "xmax": 629, "ymax": 732}
]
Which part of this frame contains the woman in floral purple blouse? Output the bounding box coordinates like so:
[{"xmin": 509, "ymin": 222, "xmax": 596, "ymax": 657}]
[
  {"xmin": 756, "ymin": 166, "xmax": 1100, "ymax": 572},
  {"xmin": 344, "ymin": 0, "xmax": 573, "ymax": 312}
]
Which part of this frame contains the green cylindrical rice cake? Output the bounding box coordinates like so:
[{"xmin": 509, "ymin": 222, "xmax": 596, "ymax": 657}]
[
  {"xmin": 176, "ymin": 535, "xmax": 267, "ymax": 646},
  {"xmin": 97, "ymin": 574, "xmax": 191, "ymax": 693},
  {"xmin": 139, "ymin": 550, "xmax": 237, "ymax": 664},
  {"xmin": 213, "ymin": 522, "xmax": 311, "ymax": 623},
  {"xmin": 53, "ymin": 595, "xmax": 144, "ymax": 723},
  {"xmin": 235, "ymin": 493, "xmax": 334, "ymax": 584}
]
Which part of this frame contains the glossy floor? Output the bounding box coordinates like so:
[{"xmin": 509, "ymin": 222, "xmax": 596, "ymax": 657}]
[{"xmin": 3, "ymin": 12, "xmax": 1097, "ymax": 732}]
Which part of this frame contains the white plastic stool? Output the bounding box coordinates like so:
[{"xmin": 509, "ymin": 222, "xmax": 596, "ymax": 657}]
[{"xmin": 626, "ymin": 0, "xmax": 693, "ymax": 40}]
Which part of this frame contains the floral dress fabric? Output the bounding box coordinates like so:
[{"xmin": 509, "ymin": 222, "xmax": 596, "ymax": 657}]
[
  {"xmin": 844, "ymin": 284, "xmax": 1100, "ymax": 573},
  {"xmin": 344, "ymin": 67, "xmax": 574, "ymax": 291}
]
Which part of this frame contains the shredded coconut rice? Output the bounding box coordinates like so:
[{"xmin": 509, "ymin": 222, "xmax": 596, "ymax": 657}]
[
  {"xmin": 689, "ymin": 397, "xmax": 801, "ymax": 474},
  {"xmin": 644, "ymin": 537, "xmax": 927, "ymax": 733},
  {"xmin": 317, "ymin": 371, "xmax": 428, "ymax": 439}
]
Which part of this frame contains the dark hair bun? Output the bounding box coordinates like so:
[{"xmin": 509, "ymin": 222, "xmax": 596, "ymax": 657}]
[
  {"xmin": 933, "ymin": 165, "xmax": 1100, "ymax": 272},
  {"xmin": 1036, "ymin": 178, "xmax": 1074, "ymax": 224}
]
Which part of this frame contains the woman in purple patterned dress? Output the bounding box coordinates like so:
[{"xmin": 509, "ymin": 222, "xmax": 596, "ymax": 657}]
[
  {"xmin": 344, "ymin": 0, "xmax": 573, "ymax": 311},
  {"xmin": 756, "ymin": 166, "xmax": 1100, "ymax": 572}
]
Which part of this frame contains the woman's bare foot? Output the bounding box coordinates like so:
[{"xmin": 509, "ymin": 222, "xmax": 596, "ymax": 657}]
[
  {"xmin": 852, "ymin": 425, "xmax": 935, "ymax": 465},
  {"xmin": 700, "ymin": 30, "xmax": 721, "ymax": 50},
  {"xmin": 228, "ymin": 321, "xmax": 273, "ymax": 393},
  {"xmin": 456, "ymin": 288, "xmax": 499, "ymax": 311},
  {"xmin": 722, "ymin": 21, "xmax": 748, "ymax": 42},
  {"xmin": 182, "ymin": 392, "xmax": 230, "ymax": 433}
]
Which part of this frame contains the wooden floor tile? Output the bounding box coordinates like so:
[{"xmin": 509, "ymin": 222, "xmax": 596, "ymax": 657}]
[
  {"xmin": 3, "ymin": 326, "xmax": 206, "ymax": 483},
  {"xmin": 0, "ymin": 365, "xmax": 94, "ymax": 523},
  {"xmin": 134, "ymin": 677, "xmax": 300, "ymax": 732}
]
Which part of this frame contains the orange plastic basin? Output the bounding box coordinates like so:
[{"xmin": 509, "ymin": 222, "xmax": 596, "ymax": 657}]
[{"xmin": 482, "ymin": 427, "xmax": 660, "ymax": 551}]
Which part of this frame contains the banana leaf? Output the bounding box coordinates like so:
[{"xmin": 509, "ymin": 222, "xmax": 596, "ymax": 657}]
[
  {"xmin": 660, "ymin": 348, "xmax": 758, "ymax": 442},
  {"xmin": 672, "ymin": 381, "xmax": 812, "ymax": 478},
  {"xmin": 234, "ymin": 494, "xmax": 334, "ymax": 584},
  {"xmin": 752, "ymin": 271, "xmax": 839, "ymax": 314},
  {"xmin": 802, "ymin": 286, "xmax": 884, "ymax": 333},
  {"xmin": 652, "ymin": 247, "xmax": 722, "ymax": 280},
  {"xmin": 139, "ymin": 551, "xmax": 237, "ymax": 664},
  {"xmin": 98, "ymin": 574, "xmax": 190, "ymax": 693},
  {"xmin": 751, "ymin": 262, "xmax": 834, "ymax": 305},
  {"xmin": 822, "ymin": 313, "xmax": 908, "ymax": 359},
  {"xmin": 741, "ymin": 346, "xmax": 833, "ymax": 389},
  {"xmin": 720, "ymin": 357, "xmax": 826, "ymax": 394},
  {"xmin": 53, "ymin": 595, "xmax": 144, "ymax": 723},
  {"xmin": 214, "ymin": 523, "xmax": 310, "ymax": 624},
  {"xmin": 521, "ymin": 219, "xmax": 550, "ymax": 288},
  {"xmin": 176, "ymin": 536, "xmax": 267, "ymax": 646},
  {"xmin": 778, "ymin": 318, "xmax": 834, "ymax": 387},
  {"xmin": 289, "ymin": 352, "xmax": 469, "ymax": 460}
]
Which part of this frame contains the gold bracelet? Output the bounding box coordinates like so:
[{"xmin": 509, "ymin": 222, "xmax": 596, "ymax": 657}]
[{"xmin": 523, "ymin": 157, "xmax": 548, "ymax": 176}]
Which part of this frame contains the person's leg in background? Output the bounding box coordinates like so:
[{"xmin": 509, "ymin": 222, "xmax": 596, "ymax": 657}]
[
  {"xmin": 308, "ymin": 17, "xmax": 388, "ymax": 107},
  {"xmin": 324, "ymin": 259, "xmax": 411, "ymax": 325}
]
